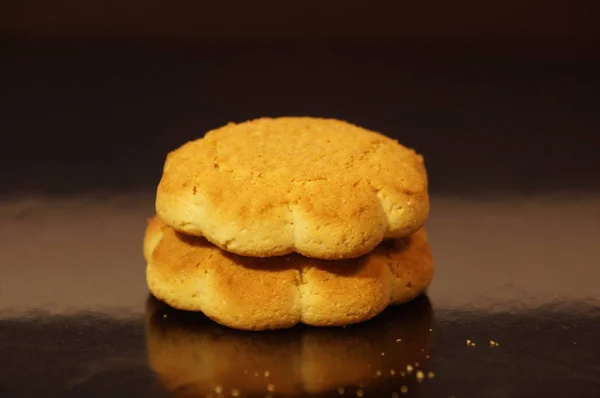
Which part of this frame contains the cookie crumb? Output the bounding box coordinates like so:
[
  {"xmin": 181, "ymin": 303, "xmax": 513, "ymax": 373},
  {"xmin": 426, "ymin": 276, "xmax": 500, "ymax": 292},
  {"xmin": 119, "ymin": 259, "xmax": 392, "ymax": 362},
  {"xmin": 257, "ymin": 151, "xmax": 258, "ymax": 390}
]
[
  {"xmin": 415, "ymin": 370, "xmax": 425, "ymax": 382},
  {"xmin": 356, "ymin": 389, "xmax": 364, "ymax": 397},
  {"xmin": 396, "ymin": 338, "xmax": 402, "ymax": 342},
  {"xmin": 392, "ymin": 393, "xmax": 400, "ymax": 398},
  {"xmin": 214, "ymin": 385, "xmax": 223, "ymax": 394},
  {"xmin": 400, "ymin": 385, "xmax": 408, "ymax": 394},
  {"xmin": 406, "ymin": 365, "xmax": 414, "ymax": 374},
  {"xmin": 231, "ymin": 389, "xmax": 240, "ymax": 397},
  {"xmin": 267, "ymin": 384, "xmax": 275, "ymax": 392},
  {"xmin": 264, "ymin": 370, "xmax": 270, "ymax": 377},
  {"xmin": 390, "ymin": 369, "xmax": 396, "ymax": 376},
  {"xmin": 427, "ymin": 371, "xmax": 435, "ymax": 379},
  {"xmin": 337, "ymin": 387, "xmax": 345, "ymax": 395}
]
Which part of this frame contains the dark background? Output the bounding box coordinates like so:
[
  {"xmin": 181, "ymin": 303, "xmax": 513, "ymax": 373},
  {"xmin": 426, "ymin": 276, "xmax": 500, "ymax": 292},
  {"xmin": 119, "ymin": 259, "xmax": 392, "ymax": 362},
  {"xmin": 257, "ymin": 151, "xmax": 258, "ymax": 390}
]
[
  {"xmin": 1, "ymin": 0, "xmax": 599, "ymax": 196},
  {"xmin": 1, "ymin": 2, "xmax": 600, "ymax": 398}
]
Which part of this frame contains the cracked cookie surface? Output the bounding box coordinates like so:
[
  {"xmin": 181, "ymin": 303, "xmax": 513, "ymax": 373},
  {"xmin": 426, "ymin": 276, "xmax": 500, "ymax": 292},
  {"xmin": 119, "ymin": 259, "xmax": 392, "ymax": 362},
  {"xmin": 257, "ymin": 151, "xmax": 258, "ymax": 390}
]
[
  {"xmin": 156, "ymin": 117, "xmax": 429, "ymax": 260},
  {"xmin": 144, "ymin": 216, "xmax": 434, "ymax": 331}
]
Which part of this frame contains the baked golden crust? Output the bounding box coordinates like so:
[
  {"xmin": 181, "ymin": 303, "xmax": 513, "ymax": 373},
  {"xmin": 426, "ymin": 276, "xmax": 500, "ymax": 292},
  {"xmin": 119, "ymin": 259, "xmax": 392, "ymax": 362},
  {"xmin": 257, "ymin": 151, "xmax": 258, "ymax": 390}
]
[
  {"xmin": 145, "ymin": 295, "xmax": 433, "ymax": 397},
  {"xmin": 144, "ymin": 216, "xmax": 434, "ymax": 331},
  {"xmin": 156, "ymin": 117, "xmax": 429, "ymax": 260}
]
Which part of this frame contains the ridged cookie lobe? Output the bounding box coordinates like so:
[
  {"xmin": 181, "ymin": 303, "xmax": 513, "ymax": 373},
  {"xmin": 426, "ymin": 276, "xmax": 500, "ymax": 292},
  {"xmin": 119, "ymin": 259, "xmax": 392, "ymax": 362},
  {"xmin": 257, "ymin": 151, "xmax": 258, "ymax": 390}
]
[
  {"xmin": 156, "ymin": 117, "xmax": 429, "ymax": 260},
  {"xmin": 144, "ymin": 216, "xmax": 434, "ymax": 331}
]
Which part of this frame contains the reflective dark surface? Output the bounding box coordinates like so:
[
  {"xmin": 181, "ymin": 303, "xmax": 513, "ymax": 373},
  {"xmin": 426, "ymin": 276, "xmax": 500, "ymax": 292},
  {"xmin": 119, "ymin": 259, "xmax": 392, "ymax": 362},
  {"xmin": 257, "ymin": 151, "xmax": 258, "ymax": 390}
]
[
  {"xmin": 1, "ymin": 41, "xmax": 600, "ymax": 398},
  {"xmin": 146, "ymin": 296, "xmax": 434, "ymax": 398}
]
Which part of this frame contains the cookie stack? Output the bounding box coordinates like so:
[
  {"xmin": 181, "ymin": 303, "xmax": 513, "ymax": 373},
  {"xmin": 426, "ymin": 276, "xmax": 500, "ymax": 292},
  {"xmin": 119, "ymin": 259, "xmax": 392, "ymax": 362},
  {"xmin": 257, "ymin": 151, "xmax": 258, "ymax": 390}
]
[{"xmin": 143, "ymin": 117, "xmax": 433, "ymax": 331}]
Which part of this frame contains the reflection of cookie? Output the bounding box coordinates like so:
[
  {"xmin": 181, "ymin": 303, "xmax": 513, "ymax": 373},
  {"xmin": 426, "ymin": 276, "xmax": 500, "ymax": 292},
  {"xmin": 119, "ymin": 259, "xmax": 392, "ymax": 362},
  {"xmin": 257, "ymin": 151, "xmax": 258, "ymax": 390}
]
[
  {"xmin": 145, "ymin": 216, "xmax": 434, "ymax": 331},
  {"xmin": 301, "ymin": 297, "xmax": 434, "ymax": 393},
  {"xmin": 145, "ymin": 295, "xmax": 433, "ymax": 397},
  {"xmin": 156, "ymin": 117, "xmax": 429, "ymax": 260},
  {"xmin": 145, "ymin": 298, "xmax": 302, "ymax": 397}
]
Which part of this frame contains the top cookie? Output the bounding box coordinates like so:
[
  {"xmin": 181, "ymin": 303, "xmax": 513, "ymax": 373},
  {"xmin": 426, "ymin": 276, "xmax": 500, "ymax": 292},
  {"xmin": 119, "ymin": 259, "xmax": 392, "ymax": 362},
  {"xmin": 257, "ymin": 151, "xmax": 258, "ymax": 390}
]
[{"xmin": 156, "ymin": 117, "xmax": 429, "ymax": 259}]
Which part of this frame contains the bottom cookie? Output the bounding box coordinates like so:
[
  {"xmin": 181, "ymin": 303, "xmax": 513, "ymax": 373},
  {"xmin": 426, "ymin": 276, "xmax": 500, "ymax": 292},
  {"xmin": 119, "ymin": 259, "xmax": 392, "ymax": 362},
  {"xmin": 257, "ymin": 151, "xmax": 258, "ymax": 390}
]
[{"xmin": 144, "ymin": 216, "xmax": 434, "ymax": 331}]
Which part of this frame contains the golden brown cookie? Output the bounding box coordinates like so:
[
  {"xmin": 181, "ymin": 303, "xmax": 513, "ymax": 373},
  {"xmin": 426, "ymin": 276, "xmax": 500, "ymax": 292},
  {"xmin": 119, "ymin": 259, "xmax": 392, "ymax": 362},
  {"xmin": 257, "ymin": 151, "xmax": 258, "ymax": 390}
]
[
  {"xmin": 156, "ymin": 117, "xmax": 429, "ymax": 260},
  {"xmin": 144, "ymin": 216, "xmax": 434, "ymax": 331},
  {"xmin": 145, "ymin": 295, "xmax": 433, "ymax": 397}
]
